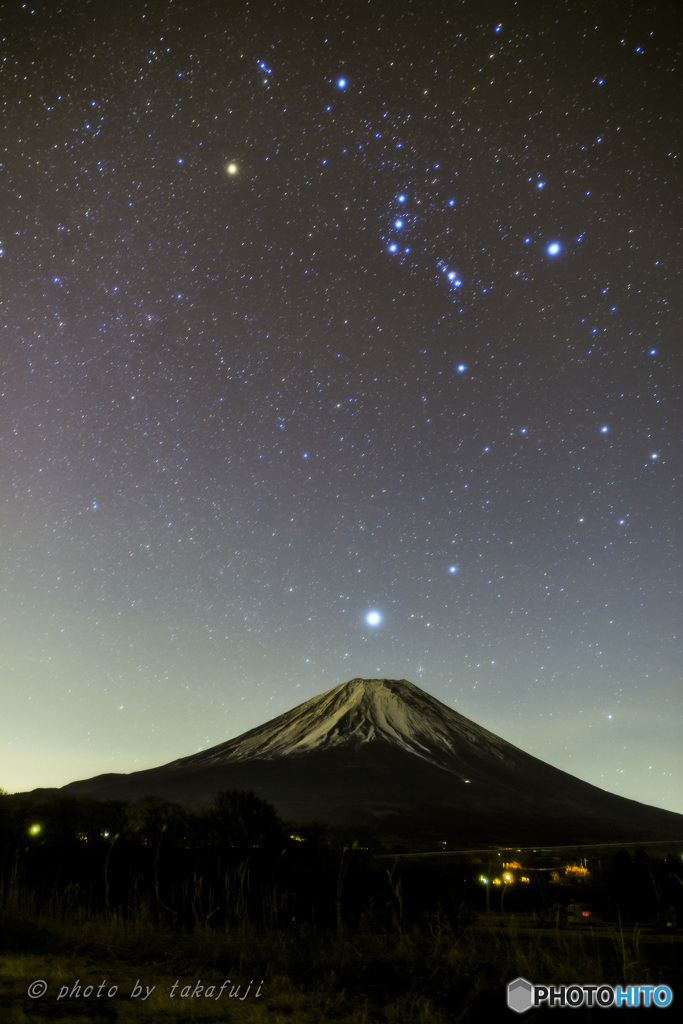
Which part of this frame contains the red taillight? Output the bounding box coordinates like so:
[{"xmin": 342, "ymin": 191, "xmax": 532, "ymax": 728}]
[{"xmin": 582, "ymin": 910, "xmax": 590, "ymax": 917}]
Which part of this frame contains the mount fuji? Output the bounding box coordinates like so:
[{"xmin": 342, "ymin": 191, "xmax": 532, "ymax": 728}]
[{"xmin": 54, "ymin": 678, "xmax": 682, "ymax": 845}]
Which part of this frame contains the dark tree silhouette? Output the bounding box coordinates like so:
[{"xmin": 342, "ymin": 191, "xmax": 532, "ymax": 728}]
[{"xmin": 206, "ymin": 790, "xmax": 284, "ymax": 851}]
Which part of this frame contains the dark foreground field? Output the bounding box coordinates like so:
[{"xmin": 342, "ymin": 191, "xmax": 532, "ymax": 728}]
[{"xmin": 1, "ymin": 792, "xmax": 681, "ymax": 1022}]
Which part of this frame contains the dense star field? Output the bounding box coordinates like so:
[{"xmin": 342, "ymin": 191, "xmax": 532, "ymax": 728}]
[{"xmin": 1, "ymin": 0, "xmax": 680, "ymax": 811}]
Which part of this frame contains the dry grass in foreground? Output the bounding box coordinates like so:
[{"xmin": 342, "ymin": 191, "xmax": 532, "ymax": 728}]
[{"xmin": 0, "ymin": 895, "xmax": 670, "ymax": 1023}]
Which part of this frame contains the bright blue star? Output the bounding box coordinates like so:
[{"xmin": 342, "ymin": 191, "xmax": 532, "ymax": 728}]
[
  {"xmin": 397, "ymin": 194, "xmax": 406, "ymax": 203},
  {"xmin": 394, "ymin": 218, "xmax": 404, "ymax": 229},
  {"xmin": 336, "ymin": 78, "xmax": 347, "ymax": 89},
  {"xmin": 456, "ymin": 364, "xmax": 466, "ymax": 373},
  {"xmin": 365, "ymin": 611, "xmax": 382, "ymax": 627},
  {"xmin": 546, "ymin": 242, "xmax": 561, "ymax": 256},
  {"xmin": 388, "ymin": 243, "xmax": 398, "ymax": 253},
  {"xmin": 448, "ymin": 566, "xmax": 458, "ymax": 574},
  {"xmin": 600, "ymin": 426, "xmax": 609, "ymax": 434}
]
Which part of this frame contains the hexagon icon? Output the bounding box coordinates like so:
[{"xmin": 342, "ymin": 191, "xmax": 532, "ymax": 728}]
[{"xmin": 507, "ymin": 977, "xmax": 534, "ymax": 1013}]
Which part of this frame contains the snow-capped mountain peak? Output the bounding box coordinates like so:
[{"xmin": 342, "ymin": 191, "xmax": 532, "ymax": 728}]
[{"xmin": 172, "ymin": 677, "xmax": 513, "ymax": 770}]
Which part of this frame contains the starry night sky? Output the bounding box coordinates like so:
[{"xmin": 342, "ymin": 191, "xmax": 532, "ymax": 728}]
[{"xmin": 1, "ymin": 0, "xmax": 681, "ymax": 811}]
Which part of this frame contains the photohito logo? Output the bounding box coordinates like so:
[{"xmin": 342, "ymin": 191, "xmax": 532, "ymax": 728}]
[{"xmin": 507, "ymin": 977, "xmax": 673, "ymax": 1013}]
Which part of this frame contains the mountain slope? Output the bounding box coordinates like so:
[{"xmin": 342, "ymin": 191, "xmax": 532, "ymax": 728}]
[{"xmin": 57, "ymin": 678, "xmax": 683, "ymax": 845}]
